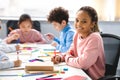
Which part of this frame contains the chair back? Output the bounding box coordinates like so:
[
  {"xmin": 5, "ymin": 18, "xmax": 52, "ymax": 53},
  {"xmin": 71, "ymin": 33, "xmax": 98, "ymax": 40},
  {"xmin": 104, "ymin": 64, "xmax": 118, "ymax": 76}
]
[{"xmin": 101, "ymin": 33, "xmax": 120, "ymax": 76}]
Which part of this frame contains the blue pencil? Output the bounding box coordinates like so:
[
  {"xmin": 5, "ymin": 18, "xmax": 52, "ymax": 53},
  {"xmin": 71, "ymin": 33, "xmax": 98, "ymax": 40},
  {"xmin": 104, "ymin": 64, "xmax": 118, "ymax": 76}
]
[
  {"xmin": 22, "ymin": 73, "xmax": 44, "ymax": 77},
  {"xmin": 36, "ymin": 78, "xmax": 62, "ymax": 80},
  {"xmin": 0, "ymin": 73, "xmax": 44, "ymax": 77},
  {"xmin": 41, "ymin": 74, "xmax": 56, "ymax": 78},
  {"xmin": 36, "ymin": 74, "xmax": 62, "ymax": 80},
  {"xmin": 0, "ymin": 74, "xmax": 18, "ymax": 77}
]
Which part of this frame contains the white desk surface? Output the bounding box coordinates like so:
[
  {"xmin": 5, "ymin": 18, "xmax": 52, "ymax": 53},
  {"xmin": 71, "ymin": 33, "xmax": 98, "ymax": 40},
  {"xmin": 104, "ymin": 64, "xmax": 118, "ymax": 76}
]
[{"xmin": 0, "ymin": 44, "xmax": 92, "ymax": 80}]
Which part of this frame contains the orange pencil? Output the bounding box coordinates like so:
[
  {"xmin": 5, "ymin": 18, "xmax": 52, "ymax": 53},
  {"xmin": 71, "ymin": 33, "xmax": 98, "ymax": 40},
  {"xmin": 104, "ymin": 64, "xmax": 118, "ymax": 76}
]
[{"xmin": 54, "ymin": 49, "xmax": 56, "ymax": 56}]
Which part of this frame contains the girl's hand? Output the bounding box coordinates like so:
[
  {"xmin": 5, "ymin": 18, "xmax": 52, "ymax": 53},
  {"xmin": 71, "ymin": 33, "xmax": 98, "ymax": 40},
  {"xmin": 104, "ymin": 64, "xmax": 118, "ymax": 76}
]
[
  {"xmin": 15, "ymin": 45, "xmax": 20, "ymax": 51},
  {"xmin": 14, "ymin": 59, "xmax": 22, "ymax": 67},
  {"xmin": 11, "ymin": 33, "xmax": 20, "ymax": 40},
  {"xmin": 6, "ymin": 33, "xmax": 20, "ymax": 43},
  {"xmin": 51, "ymin": 55, "xmax": 62, "ymax": 64},
  {"xmin": 45, "ymin": 33, "xmax": 54, "ymax": 40}
]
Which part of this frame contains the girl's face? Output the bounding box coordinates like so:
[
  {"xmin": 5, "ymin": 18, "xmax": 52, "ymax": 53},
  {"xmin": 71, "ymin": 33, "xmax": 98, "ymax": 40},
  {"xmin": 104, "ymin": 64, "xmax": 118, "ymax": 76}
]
[
  {"xmin": 74, "ymin": 10, "xmax": 95, "ymax": 36},
  {"xmin": 19, "ymin": 20, "xmax": 32, "ymax": 33},
  {"xmin": 52, "ymin": 20, "xmax": 65, "ymax": 32}
]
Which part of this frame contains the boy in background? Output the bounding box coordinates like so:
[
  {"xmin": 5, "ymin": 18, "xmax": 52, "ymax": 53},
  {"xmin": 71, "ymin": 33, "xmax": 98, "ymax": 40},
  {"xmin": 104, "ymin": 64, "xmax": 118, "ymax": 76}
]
[{"xmin": 45, "ymin": 7, "xmax": 75, "ymax": 53}]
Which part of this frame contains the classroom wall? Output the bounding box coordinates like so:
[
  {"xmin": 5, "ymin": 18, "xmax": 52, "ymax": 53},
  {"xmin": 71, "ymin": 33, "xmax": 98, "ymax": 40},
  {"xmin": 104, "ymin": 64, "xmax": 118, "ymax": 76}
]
[{"xmin": 0, "ymin": 20, "xmax": 120, "ymax": 39}]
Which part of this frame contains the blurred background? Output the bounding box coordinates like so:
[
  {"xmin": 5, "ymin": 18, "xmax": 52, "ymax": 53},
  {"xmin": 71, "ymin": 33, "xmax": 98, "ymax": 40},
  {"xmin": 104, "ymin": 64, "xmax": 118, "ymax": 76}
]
[
  {"xmin": 0, "ymin": 0, "xmax": 120, "ymax": 21},
  {"xmin": 0, "ymin": 0, "xmax": 120, "ymax": 76}
]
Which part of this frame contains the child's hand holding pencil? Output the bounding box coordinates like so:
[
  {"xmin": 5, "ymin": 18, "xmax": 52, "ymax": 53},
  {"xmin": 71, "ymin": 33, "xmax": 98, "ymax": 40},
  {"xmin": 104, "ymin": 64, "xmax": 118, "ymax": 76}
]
[
  {"xmin": 14, "ymin": 59, "xmax": 22, "ymax": 67},
  {"xmin": 51, "ymin": 55, "xmax": 62, "ymax": 64},
  {"xmin": 14, "ymin": 43, "xmax": 22, "ymax": 67},
  {"xmin": 15, "ymin": 44, "xmax": 20, "ymax": 51}
]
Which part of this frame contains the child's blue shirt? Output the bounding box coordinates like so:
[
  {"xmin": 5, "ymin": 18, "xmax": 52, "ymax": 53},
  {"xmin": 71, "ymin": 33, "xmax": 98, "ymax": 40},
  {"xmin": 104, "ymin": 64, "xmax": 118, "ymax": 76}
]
[{"xmin": 53, "ymin": 23, "xmax": 75, "ymax": 53}]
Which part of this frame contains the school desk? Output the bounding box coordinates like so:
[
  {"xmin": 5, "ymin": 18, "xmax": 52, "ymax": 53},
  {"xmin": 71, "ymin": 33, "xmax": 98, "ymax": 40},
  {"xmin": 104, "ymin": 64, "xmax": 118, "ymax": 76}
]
[{"xmin": 0, "ymin": 44, "xmax": 92, "ymax": 80}]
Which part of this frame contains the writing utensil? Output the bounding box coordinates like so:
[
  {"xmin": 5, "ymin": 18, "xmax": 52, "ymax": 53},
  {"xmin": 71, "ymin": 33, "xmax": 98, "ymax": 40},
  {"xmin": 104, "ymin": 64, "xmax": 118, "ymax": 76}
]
[
  {"xmin": 69, "ymin": 50, "xmax": 74, "ymax": 56},
  {"xmin": 31, "ymin": 49, "xmax": 39, "ymax": 53},
  {"xmin": 40, "ymin": 74, "xmax": 56, "ymax": 78},
  {"xmin": 43, "ymin": 49, "xmax": 54, "ymax": 51},
  {"xmin": 16, "ymin": 38, "xmax": 20, "ymax": 43},
  {"xmin": 2, "ymin": 67, "xmax": 24, "ymax": 71},
  {"xmin": 16, "ymin": 46, "xmax": 20, "ymax": 60},
  {"xmin": 35, "ymin": 59, "xmax": 44, "ymax": 62},
  {"xmin": 0, "ymin": 74, "xmax": 19, "ymax": 77},
  {"xmin": 17, "ymin": 50, "xmax": 19, "ymax": 60},
  {"xmin": 44, "ymin": 34, "xmax": 50, "ymax": 42},
  {"xmin": 0, "ymin": 73, "xmax": 44, "ymax": 77},
  {"xmin": 26, "ymin": 70, "xmax": 59, "ymax": 74},
  {"xmin": 29, "ymin": 59, "xmax": 44, "ymax": 62},
  {"xmin": 16, "ymin": 38, "xmax": 20, "ymax": 60},
  {"xmin": 22, "ymin": 73, "xmax": 44, "ymax": 77},
  {"xmin": 54, "ymin": 49, "xmax": 56, "ymax": 56},
  {"xmin": 36, "ymin": 77, "xmax": 62, "ymax": 80}
]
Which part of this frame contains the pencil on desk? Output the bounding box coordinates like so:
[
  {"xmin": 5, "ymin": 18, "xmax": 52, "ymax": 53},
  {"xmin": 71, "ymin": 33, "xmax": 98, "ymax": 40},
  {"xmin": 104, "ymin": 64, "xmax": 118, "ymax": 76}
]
[
  {"xmin": 16, "ymin": 46, "xmax": 20, "ymax": 60},
  {"xmin": 16, "ymin": 38, "xmax": 20, "ymax": 60},
  {"xmin": 26, "ymin": 70, "xmax": 59, "ymax": 74},
  {"xmin": 17, "ymin": 50, "xmax": 19, "ymax": 60},
  {"xmin": 41, "ymin": 74, "xmax": 56, "ymax": 78},
  {"xmin": 2, "ymin": 67, "xmax": 24, "ymax": 71},
  {"xmin": 0, "ymin": 73, "xmax": 43, "ymax": 77},
  {"xmin": 22, "ymin": 73, "xmax": 44, "ymax": 77},
  {"xmin": 36, "ymin": 74, "xmax": 63, "ymax": 80},
  {"xmin": 0, "ymin": 74, "xmax": 19, "ymax": 77},
  {"xmin": 54, "ymin": 49, "xmax": 56, "ymax": 56}
]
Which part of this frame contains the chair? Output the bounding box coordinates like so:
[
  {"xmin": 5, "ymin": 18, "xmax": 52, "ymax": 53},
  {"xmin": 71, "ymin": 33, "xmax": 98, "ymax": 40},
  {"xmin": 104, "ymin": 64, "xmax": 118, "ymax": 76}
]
[
  {"xmin": 99, "ymin": 33, "xmax": 120, "ymax": 80},
  {"xmin": 6, "ymin": 20, "xmax": 18, "ymax": 34},
  {"xmin": 6, "ymin": 20, "xmax": 41, "ymax": 34}
]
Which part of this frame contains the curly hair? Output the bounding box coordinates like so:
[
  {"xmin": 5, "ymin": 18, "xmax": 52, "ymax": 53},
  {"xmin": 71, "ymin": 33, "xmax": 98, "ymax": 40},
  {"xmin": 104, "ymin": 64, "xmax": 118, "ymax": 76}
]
[{"xmin": 47, "ymin": 7, "xmax": 69, "ymax": 24}]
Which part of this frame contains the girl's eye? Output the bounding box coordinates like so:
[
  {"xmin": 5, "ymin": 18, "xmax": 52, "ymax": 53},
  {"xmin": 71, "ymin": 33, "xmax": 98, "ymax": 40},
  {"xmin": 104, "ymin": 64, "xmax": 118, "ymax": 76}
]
[
  {"xmin": 81, "ymin": 20, "xmax": 87, "ymax": 23},
  {"xmin": 75, "ymin": 19, "xmax": 79, "ymax": 22}
]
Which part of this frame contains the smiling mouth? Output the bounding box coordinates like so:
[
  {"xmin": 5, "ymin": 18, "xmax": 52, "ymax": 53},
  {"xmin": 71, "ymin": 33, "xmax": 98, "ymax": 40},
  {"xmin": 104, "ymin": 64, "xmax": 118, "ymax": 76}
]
[{"xmin": 76, "ymin": 27, "xmax": 83, "ymax": 30}]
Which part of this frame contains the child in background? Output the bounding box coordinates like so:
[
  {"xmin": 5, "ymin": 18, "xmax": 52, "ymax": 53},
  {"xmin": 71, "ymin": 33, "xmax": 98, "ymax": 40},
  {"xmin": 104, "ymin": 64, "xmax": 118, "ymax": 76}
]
[
  {"xmin": 5, "ymin": 14, "xmax": 47, "ymax": 44},
  {"xmin": 45, "ymin": 7, "xmax": 75, "ymax": 53},
  {"xmin": 51, "ymin": 6, "xmax": 105, "ymax": 80},
  {"xmin": 0, "ymin": 19, "xmax": 22, "ymax": 69}
]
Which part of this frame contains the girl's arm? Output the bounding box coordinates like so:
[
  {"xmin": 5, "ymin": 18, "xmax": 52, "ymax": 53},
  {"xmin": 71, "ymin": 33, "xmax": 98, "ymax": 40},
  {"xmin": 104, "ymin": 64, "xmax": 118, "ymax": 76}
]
[
  {"xmin": 65, "ymin": 38, "xmax": 100, "ymax": 70},
  {"xmin": 35, "ymin": 31, "xmax": 47, "ymax": 44},
  {"xmin": 4, "ymin": 30, "xmax": 19, "ymax": 44},
  {"xmin": 0, "ymin": 43, "xmax": 17, "ymax": 53},
  {"xmin": 0, "ymin": 60, "xmax": 14, "ymax": 70}
]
